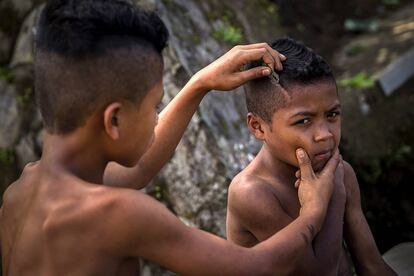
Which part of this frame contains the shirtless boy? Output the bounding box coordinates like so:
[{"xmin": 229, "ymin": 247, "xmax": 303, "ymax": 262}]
[
  {"xmin": 227, "ymin": 38, "xmax": 396, "ymax": 276},
  {"xmin": 0, "ymin": 1, "xmax": 340, "ymax": 275}
]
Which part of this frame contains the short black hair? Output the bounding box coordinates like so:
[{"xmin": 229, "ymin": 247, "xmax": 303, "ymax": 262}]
[
  {"xmin": 35, "ymin": 0, "xmax": 169, "ymax": 134},
  {"xmin": 244, "ymin": 37, "xmax": 335, "ymax": 122}
]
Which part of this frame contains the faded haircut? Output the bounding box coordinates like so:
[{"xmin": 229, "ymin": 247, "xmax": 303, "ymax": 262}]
[
  {"xmin": 35, "ymin": 0, "xmax": 169, "ymax": 134},
  {"xmin": 244, "ymin": 37, "xmax": 335, "ymax": 122}
]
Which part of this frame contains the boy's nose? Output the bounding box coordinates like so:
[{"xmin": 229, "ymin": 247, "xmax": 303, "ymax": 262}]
[{"xmin": 313, "ymin": 124, "xmax": 334, "ymax": 142}]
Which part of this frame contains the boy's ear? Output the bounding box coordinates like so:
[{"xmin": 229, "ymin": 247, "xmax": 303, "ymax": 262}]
[
  {"xmin": 103, "ymin": 102, "xmax": 122, "ymax": 140},
  {"xmin": 247, "ymin": 112, "xmax": 265, "ymax": 140}
]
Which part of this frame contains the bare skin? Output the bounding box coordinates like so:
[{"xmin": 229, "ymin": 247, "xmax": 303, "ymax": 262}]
[
  {"xmin": 227, "ymin": 150, "xmax": 350, "ymax": 275},
  {"xmin": 1, "ymin": 44, "xmax": 339, "ymax": 276},
  {"xmin": 227, "ymin": 82, "xmax": 396, "ymax": 276}
]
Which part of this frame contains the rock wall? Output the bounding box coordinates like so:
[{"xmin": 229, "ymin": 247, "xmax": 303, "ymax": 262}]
[
  {"xmin": 0, "ymin": 3, "xmax": 43, "ymax": 198},
  {"xmin": 152, "ymin": 0, "xmax": 284, "ymax": 236}
]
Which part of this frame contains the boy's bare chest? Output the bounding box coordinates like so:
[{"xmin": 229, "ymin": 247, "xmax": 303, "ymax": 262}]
[{"xmin": 270, "ymin": 183, "xmax": 302, "ymax": 219}]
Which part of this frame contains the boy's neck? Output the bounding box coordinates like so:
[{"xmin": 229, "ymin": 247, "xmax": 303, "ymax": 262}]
[
  {"xmin": 254, "ymin": 144, "xmax": 297, "ymax": 188},
  {"xmin": 40, "ymin": 131, "xmax": 107, "ymax": 185}
]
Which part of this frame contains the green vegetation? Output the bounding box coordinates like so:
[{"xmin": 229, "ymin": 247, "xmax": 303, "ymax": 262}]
[
  {"xmin": 213, "ymin": 21, "xmax": 243, "ymax": 44},
  {"xmin": 349, "ymin": 144, "xmax": 412, "ymax": 186},
  {"xmin": 258, "ymin": 0, "xmax": 279, "ymax": 16},
  {"xmin": 0, "ymin": 147, "xmax": 15, "ymax": 166},
  {"xmin": 150, "ymin": 182, "xmax": 171, "ymax": 205},
  {"xmin": 390, "ymin": 144, "xmax": 412, "ymax": 163},
  {"xmin": 154, "ymin": 185, "xmax": 163, "ymax": 200},
  {"xmin": 16, "ymin": 87, "xmax": 33, "ymax": 107},
  {"xmin": 191, "ymin": 34, "xmax": 201, "ymax": 44},
  {"xmin": 339, "ymin": 72, "xmax": 375, "ymax": 89},
  {"xmin": 205, "ymin": 4, "xmax": 244, "ymax": 45},
  {"xmin": 344, "ymin": 45, "xmax": 368, "ymax": 57},
  {"xmin": 0, "ymin": 66, "xmax": 13, "ymax": 83}
]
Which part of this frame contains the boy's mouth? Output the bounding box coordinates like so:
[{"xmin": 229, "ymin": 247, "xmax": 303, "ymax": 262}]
[{"xmin": 313, "ymin": 149, "xmax": 332, "ymax": 161}]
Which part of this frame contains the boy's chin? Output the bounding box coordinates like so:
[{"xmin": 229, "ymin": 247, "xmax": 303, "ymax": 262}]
[{"xmin": 312, "ymin": 159, "xmax": 329, "ymax": 173}]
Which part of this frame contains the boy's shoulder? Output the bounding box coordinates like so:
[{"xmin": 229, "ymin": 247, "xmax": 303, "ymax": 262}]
[
  {"xmin": 228, "ymin": 169, "xmax": 287, "ymax": 222},
  {"xmin": 342, "ymin": 160, "xmax": 360, "ymax": 199},
  {"xmin": 2, "ymin": 165, "xmax": 165, "ymax": 250},
  {"xmin": 227, "ymin": 166, "xmax": 295, "ymax": 243},
  {"xmin": 229, "ymin": 169, "xmax": 275, "ymax": 203}
]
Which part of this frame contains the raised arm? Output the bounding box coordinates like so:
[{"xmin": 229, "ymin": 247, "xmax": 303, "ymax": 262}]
[
  {"xmin": 343, "ymin": 162, "xmax": 397, "ymax": 276},
  {"xmin": 109, "ymin": 149, "xmax": 339, "ymax": 275},
  {"xmin": 103, "ymin": 43, "xmax": 285, "ymax": 189}
]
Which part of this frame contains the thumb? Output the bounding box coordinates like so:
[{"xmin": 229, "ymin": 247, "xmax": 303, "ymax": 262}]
[
  {"xmin": 296, "ymin": 148, "xmax": 315, "ymax": 180},
  {"xmin": 236, "ymin": 66, "xmax": 271, "ymax": 82}
]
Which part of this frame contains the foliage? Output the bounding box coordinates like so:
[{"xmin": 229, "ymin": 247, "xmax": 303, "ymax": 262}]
[
  {"xmin": 392, "ymin": 144, "xmax": 412, "ymax": 162},
  {"xmin": 147, "ymin": 180, "xmax": 174, "ymax": 211},
  {"xmin": 258, "ymin": 0, "xmax": 279, "ymax": 16},
  {"xmin": 344, "ymin": 45, "xmax": 368, "ymax": 57},
  {"xmin": 0, "ymin": 147, "xmax": 15, "ymax": 166},
  {"xmin": 16, "ymin": 87, "xmax": 33, "ymax": 107},
  {"xmin": 338, "ymin": 72, "xmax": 375, "ymax": 89},
  {"xmin": 154, "ymin": 185, "xmax": 164, "ymax": 200},
  {"xmin": 0, "ymin": 67, "xmax": 13, "ymax": 83},
  {"xmin": 213, "ymin": 21, "xmax": 243, "ymax": 44}
]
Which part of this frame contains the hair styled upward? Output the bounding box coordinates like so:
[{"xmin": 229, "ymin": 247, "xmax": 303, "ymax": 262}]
[
  {"xmin": 35, "ymin": 0, "xmax": 169, "ymax": 134},
  {"xmin": 244, "ymin": 37, "xmax": 335, "ymax": 123}
]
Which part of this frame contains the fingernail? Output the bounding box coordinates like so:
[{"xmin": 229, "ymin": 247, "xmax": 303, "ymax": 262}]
[
  {"xmin": 297, "ymin": 149, "xmax": 304, "ymax": 158},
  {"xmin": 279, "ymin": 54, "xmax": 286, "ymax": 60},
  {"xmin": 263, "ymin": 68, "xmax": 271, "ymax": 75}
]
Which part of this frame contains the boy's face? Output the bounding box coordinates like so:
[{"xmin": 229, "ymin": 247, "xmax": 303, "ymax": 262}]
[
  {"xmin": 263, "ymin": 81, "xmax": 341, "ymax": 172},
  {"xmin": 120, "ymin": 80, "xmax": 164, "ymax": 167}
]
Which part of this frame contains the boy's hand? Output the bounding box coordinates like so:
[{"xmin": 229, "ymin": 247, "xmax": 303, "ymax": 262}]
[
  {"xmin": 295, "ymin": 154, "xmax": 346, "ymax": 200},
  {"xmin": 294, "ymin": 148, "xmax": 341, "ymax": 231},
  {"xmin": 193, "ymin": 43, "xmax": 286, "ymax": 92}
]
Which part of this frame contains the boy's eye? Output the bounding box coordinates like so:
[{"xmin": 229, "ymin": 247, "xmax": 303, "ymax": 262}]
[
  {"xmin": 327, "ymin": 111, "xmax": 341, "ymax": 119},
  {"xmin": 295, "ymin": 118, "xmax": 311, "ymax": 125}
]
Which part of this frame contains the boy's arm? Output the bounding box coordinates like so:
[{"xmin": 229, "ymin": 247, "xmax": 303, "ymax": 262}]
[
  {"xmin": 343, "ymin": 162, "xmax": 397, "ymax": 276},
  {"xmin": 108, "ymin": 149, "xmax": 338, "ymax": 275},
  {"xmin": 228, "ymin": 151, "xmax": 346, "ymax": 275},
  {"xmin": 103, "ymin": 43, "xmax": 285, "ymax": 189}
]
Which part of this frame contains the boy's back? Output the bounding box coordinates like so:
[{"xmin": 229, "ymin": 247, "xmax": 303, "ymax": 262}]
[{"xmin": 1, "ymin": 162, "xmax": 144, "ymax": 275}]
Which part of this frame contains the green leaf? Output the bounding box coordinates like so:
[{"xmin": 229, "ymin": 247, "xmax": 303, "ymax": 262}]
[
  {"xmin": 213, "ymin": 22, "xmax": 243, "ymax": 44},
  {"xmin": 339, "ymin": 72, "xmax": 375, "ymax": 89}
]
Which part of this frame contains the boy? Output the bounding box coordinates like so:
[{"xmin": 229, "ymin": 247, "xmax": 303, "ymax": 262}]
[
  {"xmin": 0, "ymin": 1, "xmax": 340, "ymax": 275},
  {"xmin": 226, "ymin": 38, "xmax": 396, "ymax": 275}
]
